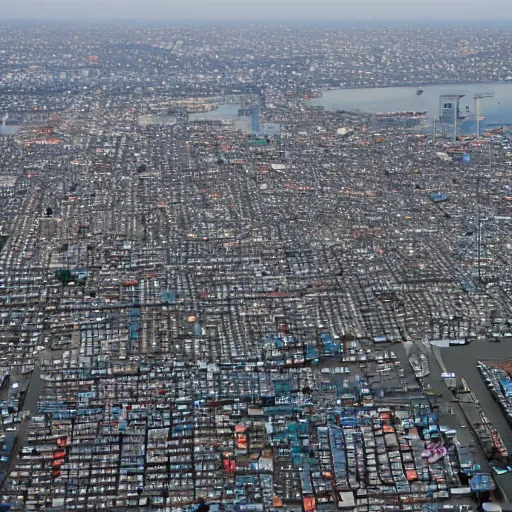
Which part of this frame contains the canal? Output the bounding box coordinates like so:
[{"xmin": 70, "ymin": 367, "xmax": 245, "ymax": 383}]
[{"xmin": 438, "ymin": 339, "xmax": 512, "ymax": 500}]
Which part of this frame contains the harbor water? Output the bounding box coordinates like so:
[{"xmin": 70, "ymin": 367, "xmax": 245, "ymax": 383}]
[
  {"xmin": 312, "ymin": 81, "xmax": 512, "ymax": 133},
  {"xmin": 188, "ymin": 103, "xmax": 241, "ymax": 121},
  {"xmin": 0, "ymin": 125, "xmax": 21, "ymax": 136},
  {"xmin": 440, "ymin": 340, "xmax": 512, "ymax": 453}
]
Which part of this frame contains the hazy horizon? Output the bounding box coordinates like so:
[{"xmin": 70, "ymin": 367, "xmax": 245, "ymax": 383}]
[{"xmin": 1, "ymin": 0, "xmax": 512, "ymax": 21}]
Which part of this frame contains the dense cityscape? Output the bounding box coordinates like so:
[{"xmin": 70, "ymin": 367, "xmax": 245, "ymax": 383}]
[{"xmin": 1, "ymin": 18, "xmax": 512, "ymax": 512}]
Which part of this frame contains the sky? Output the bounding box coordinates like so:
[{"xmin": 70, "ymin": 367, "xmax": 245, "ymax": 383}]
[{"xmin": 0, "ymin": 0, "xmax": 511, "ymax": 20}]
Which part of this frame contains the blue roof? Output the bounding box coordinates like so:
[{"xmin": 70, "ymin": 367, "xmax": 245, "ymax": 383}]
[{"xmin": 471, "ymin": 473, "xmax": 495, "ymax": 492}]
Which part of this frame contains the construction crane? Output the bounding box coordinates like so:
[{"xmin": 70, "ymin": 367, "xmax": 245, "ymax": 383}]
[
  {"xmin": 474, "ymin": 93, "xmax": 494, "ymax": 138},
  {"xmin": 439, "ymin": 94, "xmax": 465, "ymax": 142}
]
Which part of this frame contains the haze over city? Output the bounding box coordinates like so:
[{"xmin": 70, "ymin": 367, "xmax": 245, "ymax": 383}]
[{"xmin": 1, "ymin": 0, "xmax": 512, "ymax": 20}]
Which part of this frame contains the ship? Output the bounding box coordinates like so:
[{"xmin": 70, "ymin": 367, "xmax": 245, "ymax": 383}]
[
  {"xmin": 454, "ymin": 378, "xmax": 508, "ymax": 460},
  {"xmin": 416, "ymin": 87, "xmax": 424, "ymax": 96},
  {"xmin": 373, "ymin": 110, "xmax": 427, "ymax": 119},
  {"xmin": 409, "ymin": 353, "xmax": 430, "ymax": 378},
  {"xmin": 477, "ymin": 361, "xmax": 512, "ymax": 429},
  {"xmin": 372, "ymin": 111, "xmax": 427, "ymax": 128}
]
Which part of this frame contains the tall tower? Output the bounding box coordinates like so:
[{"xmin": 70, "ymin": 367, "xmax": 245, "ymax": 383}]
[{"xmin": 250, "ymin": 107, "xmax": 261, "ymax": 135}]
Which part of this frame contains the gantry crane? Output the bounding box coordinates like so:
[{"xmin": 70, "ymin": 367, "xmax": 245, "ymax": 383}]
[{"xmin": 474, "ymin": 93, "xmax": 494, "ymax": 138}]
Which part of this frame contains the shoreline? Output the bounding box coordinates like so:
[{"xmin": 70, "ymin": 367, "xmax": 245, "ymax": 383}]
[{"xmin": 313, "ymin": 79, "xmax": 512, "ymax": 95}]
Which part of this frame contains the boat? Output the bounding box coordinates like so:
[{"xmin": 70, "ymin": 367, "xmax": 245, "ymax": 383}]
[
  {"xmin": 454, "ymin": 378, "xmax": 509, "ymax": 460},
  {"xmin": 372, "ymin": 110, "xmax": 427, "ymax": 128},
  {"xmin": 478, "ymin": 361, "xmax": 512, "ymax": 432},
  {"xmin": 373, "ymin": 110, "xmax": 427, "ymax": 119},
  {"xmin": 409, "ymin": 353, "xmax": 430, "ymax": 378},
  {"xmin": 416, "ymin": 87, "xmax": 424, "ymax": 96}
]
